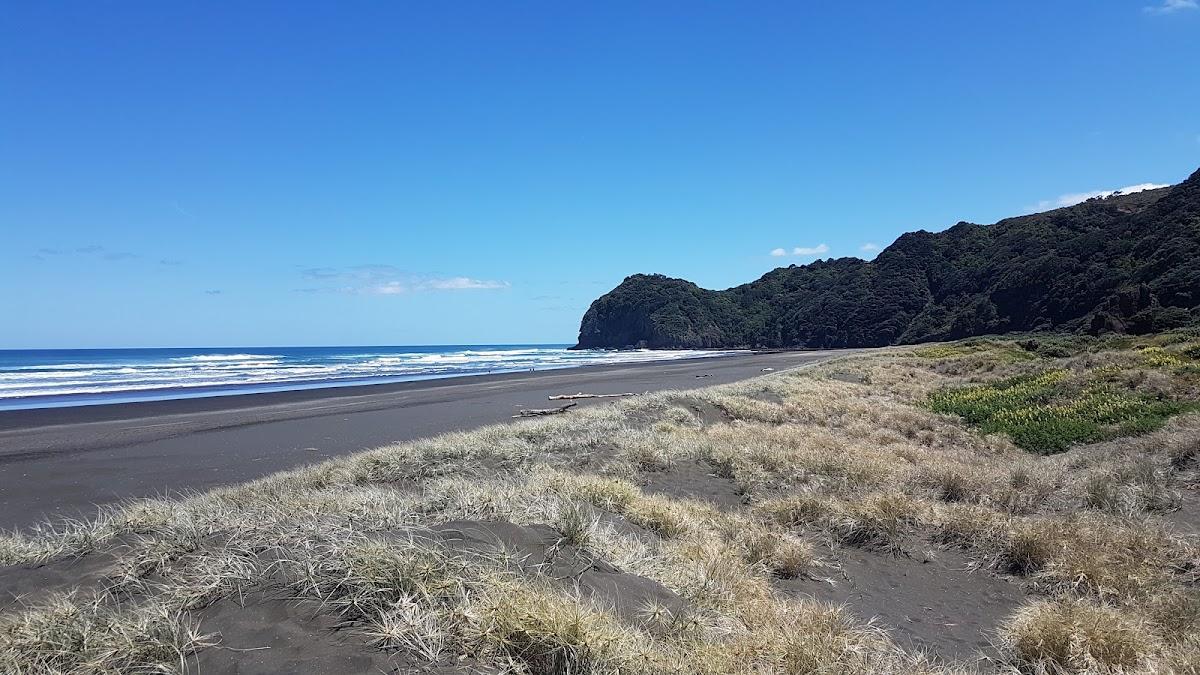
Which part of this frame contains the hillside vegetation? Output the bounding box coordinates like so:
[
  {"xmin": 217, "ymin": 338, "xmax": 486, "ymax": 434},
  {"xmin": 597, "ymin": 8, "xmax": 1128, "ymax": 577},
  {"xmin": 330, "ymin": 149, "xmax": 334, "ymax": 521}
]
[
  {"xmin": 575, "ymin": 168, "xmax": 1200, "ymax": 349},
  {"xmin": 3, "ymin": 334, "xmax": 1200, "ymax": 673}
]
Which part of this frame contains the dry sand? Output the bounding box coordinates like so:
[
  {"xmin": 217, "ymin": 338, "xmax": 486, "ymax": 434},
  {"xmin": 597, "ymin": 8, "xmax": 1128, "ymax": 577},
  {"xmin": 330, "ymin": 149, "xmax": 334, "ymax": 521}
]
[{"xmin": 0, "ymin": 350, "xmax": 842, "ymax": 530}]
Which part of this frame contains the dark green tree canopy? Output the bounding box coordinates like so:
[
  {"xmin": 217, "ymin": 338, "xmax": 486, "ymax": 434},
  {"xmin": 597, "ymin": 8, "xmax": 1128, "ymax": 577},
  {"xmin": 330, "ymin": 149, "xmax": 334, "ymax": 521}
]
[{"xmin": 575, "ymin": 168, "xmax": 1200, "ymax": 349}]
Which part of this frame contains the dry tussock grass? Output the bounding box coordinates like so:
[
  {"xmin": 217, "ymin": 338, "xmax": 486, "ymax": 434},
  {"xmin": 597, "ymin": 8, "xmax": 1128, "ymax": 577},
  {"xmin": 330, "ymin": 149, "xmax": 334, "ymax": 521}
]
[
  {"xmin": 2, "ymin": 338, "xmax": 1199, "ymax": 673},
  {"xmin": 1000, "ymin": 598, "xmax": 1155, "ymax": 671},
  {"xmin": 0, "ymin": 591, "xmax": 214, "ymax": 673}
]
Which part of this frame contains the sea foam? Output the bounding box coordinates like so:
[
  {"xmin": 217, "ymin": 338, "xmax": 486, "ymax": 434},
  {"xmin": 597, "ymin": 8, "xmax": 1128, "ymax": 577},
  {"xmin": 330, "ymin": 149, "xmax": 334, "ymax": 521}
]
[{"xmin": 0, "ymin": 345, "xmax": 739, "ymax": 409}]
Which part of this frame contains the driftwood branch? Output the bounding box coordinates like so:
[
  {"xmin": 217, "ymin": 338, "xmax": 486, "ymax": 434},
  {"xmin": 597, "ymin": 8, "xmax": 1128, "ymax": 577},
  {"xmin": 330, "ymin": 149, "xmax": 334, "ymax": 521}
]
[
  {"xmin": 547, "ymin": 392, "xmax": 637, "ymax": 401},
  {"xmin": 513, "ymin": 403, "xmax": 577, "ymax": 418}
]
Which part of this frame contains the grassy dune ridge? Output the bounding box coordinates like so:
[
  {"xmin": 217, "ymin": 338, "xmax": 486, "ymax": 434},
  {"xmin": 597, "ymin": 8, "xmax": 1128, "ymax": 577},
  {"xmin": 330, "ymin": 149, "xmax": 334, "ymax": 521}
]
[{"xmin": 2, "ymin": 334, "xmax": 1200, "ymax": 673}]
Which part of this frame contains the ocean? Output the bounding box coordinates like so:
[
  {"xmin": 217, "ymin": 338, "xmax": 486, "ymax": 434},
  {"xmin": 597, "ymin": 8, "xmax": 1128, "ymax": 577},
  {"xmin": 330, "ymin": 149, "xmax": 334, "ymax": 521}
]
[{"xmin": 0, "ymin": 345, "xmax": 736, "ymax": 410}]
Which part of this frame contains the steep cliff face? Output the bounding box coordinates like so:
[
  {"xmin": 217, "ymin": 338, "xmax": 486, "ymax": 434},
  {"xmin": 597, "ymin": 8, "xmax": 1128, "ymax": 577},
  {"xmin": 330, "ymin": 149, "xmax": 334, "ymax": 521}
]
[{"xmin": 574, "ymin": 168, "xmax": 1200, "ymax": 350}]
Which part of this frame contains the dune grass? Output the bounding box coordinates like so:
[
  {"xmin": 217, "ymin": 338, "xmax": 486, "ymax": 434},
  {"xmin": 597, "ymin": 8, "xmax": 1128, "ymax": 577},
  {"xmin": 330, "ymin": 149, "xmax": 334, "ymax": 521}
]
[{"xmin": 2, "ymin": 335, "xmax": 1199, "ymax": 673}]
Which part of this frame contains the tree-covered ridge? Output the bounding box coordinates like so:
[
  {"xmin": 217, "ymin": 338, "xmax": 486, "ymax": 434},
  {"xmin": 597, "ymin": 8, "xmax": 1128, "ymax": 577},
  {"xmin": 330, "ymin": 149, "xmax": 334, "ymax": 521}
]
[{"xmin": 575, "ymin": 167, "xmax": 1200, "ymax": 349}]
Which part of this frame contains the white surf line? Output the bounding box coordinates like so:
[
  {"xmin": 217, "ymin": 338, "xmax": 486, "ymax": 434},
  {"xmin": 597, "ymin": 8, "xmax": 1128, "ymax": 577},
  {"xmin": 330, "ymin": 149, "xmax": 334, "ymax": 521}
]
[{"xmin": 98, "ymin": 356, "xmax": 792, "ymax": 431}]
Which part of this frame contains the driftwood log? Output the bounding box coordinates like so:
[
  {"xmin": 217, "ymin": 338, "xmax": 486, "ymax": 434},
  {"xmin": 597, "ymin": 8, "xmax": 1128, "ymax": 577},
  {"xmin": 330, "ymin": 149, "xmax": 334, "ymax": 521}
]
[
  {"xmin": 513, "ymin": 403, "xmax": 577, "ymax": 418},
  {"xmin": 547, "ymin": 392, "xmax": 637, "ymax": 401}
]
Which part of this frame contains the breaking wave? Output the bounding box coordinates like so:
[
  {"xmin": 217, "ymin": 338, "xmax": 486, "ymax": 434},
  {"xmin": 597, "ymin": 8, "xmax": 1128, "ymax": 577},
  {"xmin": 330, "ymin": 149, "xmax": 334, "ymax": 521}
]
[{"xmin": 0, "ymin": 345, "xmax": 740, "ymax": 409}]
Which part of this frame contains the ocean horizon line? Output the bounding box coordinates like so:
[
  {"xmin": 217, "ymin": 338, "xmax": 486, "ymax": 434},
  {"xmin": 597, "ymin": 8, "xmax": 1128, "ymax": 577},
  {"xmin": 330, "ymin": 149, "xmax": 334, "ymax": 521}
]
[{"xmin": 0, "ymin": 342, "xmax": 576, "ymax": 353}]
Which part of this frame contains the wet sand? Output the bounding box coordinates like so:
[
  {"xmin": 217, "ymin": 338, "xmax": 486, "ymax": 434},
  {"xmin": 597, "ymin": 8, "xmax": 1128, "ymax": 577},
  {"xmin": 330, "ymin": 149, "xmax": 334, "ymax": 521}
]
[{"xmin": 0, "ymin": 350, "xmax": 846, "ymax": 530}]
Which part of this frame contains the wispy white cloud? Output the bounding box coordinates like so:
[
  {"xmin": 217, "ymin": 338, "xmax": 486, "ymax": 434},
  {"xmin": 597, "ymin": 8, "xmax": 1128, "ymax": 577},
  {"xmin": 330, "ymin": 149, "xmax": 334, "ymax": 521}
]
[
  {"xmin": 793, "ymin": 244, "xmax": 830, "ymax": 256},
  {"xmin": 1029, "ymin": 182, "xmax": 1170, "ymax": 212},
  {"xmin": 33, "ymin": 244, "xmax": 143, "ymax": 262},
  {"xmin": 368, "ymin": 281, "xmax": 409, "ymax": 295},
  {"xmin": 362, "ymin": 278, "xmax": 510, "ymax": 294},
  {"xmin": 1144, "ymin": 0, "xmax": 1197, "ymax": 13},
  {"xmin": 768, "ymin": 244, "xmax": 831, "ymax": 258},
  {"xmin": 300, "ymin": 265, "xmax": 403, "ymax": 283},
  {"xmin": 301, "ymin": 267, "xmax": 353, "ymax": 280},
  {"xmin": 859, "ymin": 242, "xmax": 881, "ymax": 253},
  {"xmin": 171, "ymin": 202, "xmax": 200, "ymax": 220},
  {"xmin": 298, "ymin": 265, "xmax": 509, "ymax": 295},
  {"xmin": 422, "ymin": 277, "xmax": 510, "ymax": 290}
]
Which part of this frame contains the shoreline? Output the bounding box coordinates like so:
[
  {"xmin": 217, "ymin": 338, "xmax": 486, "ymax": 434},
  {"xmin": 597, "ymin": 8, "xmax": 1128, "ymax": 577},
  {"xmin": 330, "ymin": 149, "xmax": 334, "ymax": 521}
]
[
  {"xmin": 0, "ymin": 345, "xmax": 742, "ymax": 413},
  {"xmin": 0, "ymin": 350, "xmax": 769, "ymax": 431},
  {"xmin": 0, "ymin": 349, "xmax": 847, "ymax": 530}
]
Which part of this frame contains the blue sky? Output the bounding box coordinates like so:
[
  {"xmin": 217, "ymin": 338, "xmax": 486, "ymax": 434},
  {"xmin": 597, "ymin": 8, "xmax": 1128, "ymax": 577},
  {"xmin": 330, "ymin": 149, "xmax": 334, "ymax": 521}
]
[{"xmin": 2, "ymin": 2, "xmax": 1198, "ymax": 348}]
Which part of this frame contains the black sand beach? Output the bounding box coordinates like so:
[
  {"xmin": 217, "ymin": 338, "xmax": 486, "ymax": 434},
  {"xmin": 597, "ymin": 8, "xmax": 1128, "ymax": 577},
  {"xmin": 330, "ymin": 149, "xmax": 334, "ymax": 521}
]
[{"xmin": 0, "ymin": 350, "xmax": 844, "ymax": 530}]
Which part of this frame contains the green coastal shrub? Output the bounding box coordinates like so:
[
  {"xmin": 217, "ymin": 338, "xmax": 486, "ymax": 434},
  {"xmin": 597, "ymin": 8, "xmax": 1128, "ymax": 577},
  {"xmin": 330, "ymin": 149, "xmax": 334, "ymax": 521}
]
[
  {"xmin": 912, "ymin": 340, "xmax": 1036, "ymax": 363},
  {"xmin": 928, "ymin": 369, "xmax": 1193, "ymax": 453},
  {"xmin": 1138, "ymin": 346, "xmax": 1183, "ymax": 369}
]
